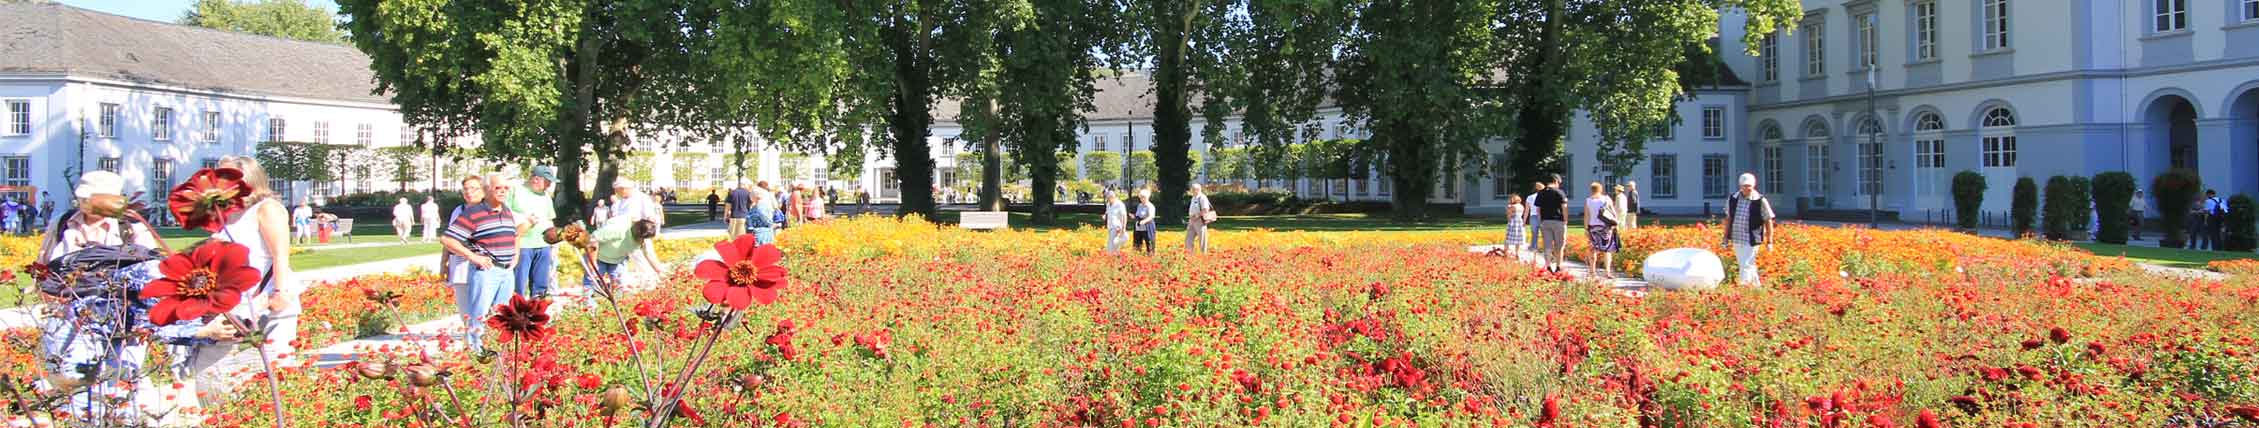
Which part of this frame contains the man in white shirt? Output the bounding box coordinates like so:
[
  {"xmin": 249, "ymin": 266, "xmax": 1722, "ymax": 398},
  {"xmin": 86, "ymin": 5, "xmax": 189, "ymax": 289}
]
[
  {"xmin": 609, "ymin": 179, "xmax": 658, "ymax": 227},
  {"xmin": 420, "ymin": 197, "xmax": 441, "ymax": 243},
  {"xmin": 291, "ymin": 202, "xmax": 314, "ymax": 245}
]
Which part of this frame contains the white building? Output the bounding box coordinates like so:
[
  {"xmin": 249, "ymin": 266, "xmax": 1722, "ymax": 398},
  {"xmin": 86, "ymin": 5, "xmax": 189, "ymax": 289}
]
[
  {"xmin": 0, "ymin": 2, "xmax": 415, "ymax": 209},
  {"xmin": 1728, "ymin": 0, "xmax": 2259, "ymax": 221}
]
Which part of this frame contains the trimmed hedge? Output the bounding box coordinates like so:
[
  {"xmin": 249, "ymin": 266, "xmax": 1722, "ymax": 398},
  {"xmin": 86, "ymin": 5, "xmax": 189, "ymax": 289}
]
[
  {"xmin": 2226, "ymin": 195, "xmax": 2257, "ymax": 252},
  {"xmin": 2091, "ymin": 172, "xmax": 2136, "ymax": 244},
  {"xmin": 2043, "ymin": 176, "xmax": 2074, "ymax": 240},
  {"xmin": 1952, "ymin": 171, "xmax": 1987, "ymax": 231},
  {"xmin": 2012, "ymin": 177, "xmax": 2038, "ymax": 238},
  {"xmin": 2152, "ymin": 168, "xmax": 2203, "ymax": 248}
]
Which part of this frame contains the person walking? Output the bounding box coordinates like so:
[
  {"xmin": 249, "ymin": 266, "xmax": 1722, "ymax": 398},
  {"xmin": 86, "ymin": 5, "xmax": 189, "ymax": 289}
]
[
  {"xmin": 509, "ymin": 167, "xmax": 560, "ymax": 298},
  {"xmin": 2130, "ymin": 189, "xmax": 2146, "ymax": 240},
  {"xmin": 748, "ymin": 188, "xmax": 778, "ymax": 245},
  {"xmin": 1185, "ymin": 183, "xmax": 1215, "ymax": 253},
  {"xmin": 1612, "ymin": 184, "xmax": 1631, "ymax": 232},
  {"xmin": 1526, "ymin": 183, "xmax": 1545, "ymax": 256},
  {"xmin": 1134, "ymin": 188, "xmax": 1157, "ymax": 255},
  {"xmin": 1623, "ymin": 181, "xmax": 1642, "ymax": 229},
  {"xmin": 36, "ymin": 194, "xmax": 54, "ymax": 231},
  {"xmin": 392, "ymin": 198, "xmax": 415, "ymax": 244},
  {"xmin": 1584, "ymin": 182, "xmax": 1621, "ymax": 279},
  {"xmin": 2189, "ymin": 202, "xmax": 2211, "ymax": 250},
  {"xmin": 1104, "ymin": 189, "xmax": 1129, "ymax": 254},
  {"xmin": 2205, "ymin": 189, "xmax": 2227, "ymax": 250},
  {"xmin": 726, "ymin": 180, "xmax": 754, "ymax": 237},
  {"xmin": 801, "ymin": 183, "xmax": 828, "ymax": 223},
  {"xmin": 1534, "ymin": 175, "xmax": 1570, "ymax": 273},
  {"xmin": 591, "ymin": 199, "xmax": 612, "ymax": 226},
  {"xmin": 706, "ymin": 191, "xmax": 721, "ymax": 221},
  {"xmin": 1503, "ymin": 194, "xmax": 1527, "ymax": 263},
  {"xmin": 420, "ymin": 196, "xmax": 442, "ymax": 243},
  {"xmin": 439, "ymin": 175, "xmax": 517, "ymax": 353},
  {"xmin": 1721, "ymin": 173, "xmax": 1776, "ymax": 287},
  {"xmin": 291, "ymin": 201, "xmax": 315, "ymax": 245},
  {"xmin": 0, "ymin": 197, "xmax": 20, "ymax": 236}
]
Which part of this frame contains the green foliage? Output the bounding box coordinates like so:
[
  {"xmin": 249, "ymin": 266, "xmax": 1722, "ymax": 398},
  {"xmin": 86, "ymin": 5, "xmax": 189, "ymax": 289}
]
[
  {"xmin": 1204, "ymin": 148, "xmax": 1245, "ymax": 182},
  {"xmin": 2152, "ymin": 168, "xmax": 2203, "ymax": 248},
  {"xmin": 2225, "ymin": 195, "xmax": 2257, "ymax": 252},
  {"xmin": 671, "ymin": 152, "xmax": 709, "ymax": 188},
  {"xmin": 2012, "ymin": 177, "xmax": 2037, "ymax": 238},
  {"xmin": 2091, "ymin": 172, "xmax": 2136, "ymax": 244},
  {"xmin": 1080, "ymin": 151, "xmax": 1123, "ymax": 184},
  {"xmin": 179, "ymin": 0, "xmax": 345, "ymax": 44},
  {"xmin": 1952, "ymin": 171, "xmax": 1986, "ymax": 230},
  {"xmin": 379, "ymin": 146, "xmax": 424, "ymax": 191},
  {"xmin": 620, "ymin": 151, "xmax": 655, "ymax": 184},
  {"xmin": 1129, "ymin": 151, "xmax": 1158, "ymax": 185},
  {"xmin": 2042, "ymin": 176, "xmax": 2090, "ymax": 240}
]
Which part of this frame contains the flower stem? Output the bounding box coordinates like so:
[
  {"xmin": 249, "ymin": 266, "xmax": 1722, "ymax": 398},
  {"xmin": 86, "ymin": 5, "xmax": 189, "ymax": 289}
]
[
  {"xmin": 644, "ymin": 311, "xmax": 735, "ymax": 428},
  {"xmin": 586, "ymin": 251, "xmax": 661, "ymax": 404},
  {"xmin": 383, "ymin": 304, "xmax": 472, "ymax": 427},
  {"xmin": 231, "ymin": 316, "xmax": 287, "ymax": 428}
]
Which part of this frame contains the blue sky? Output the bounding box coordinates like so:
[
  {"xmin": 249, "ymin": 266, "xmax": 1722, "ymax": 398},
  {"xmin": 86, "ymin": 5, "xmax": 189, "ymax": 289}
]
[{"xmin": 59, "ymin": 0, "xmax": 343, "ymax": 23}]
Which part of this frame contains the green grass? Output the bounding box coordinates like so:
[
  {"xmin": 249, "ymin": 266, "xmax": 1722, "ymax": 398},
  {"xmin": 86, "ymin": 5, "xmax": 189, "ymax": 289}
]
[
  {"xmin": 2072, "ymin": 242, "xmax": 2256, "ymax": 270},
  {"xmin": 290, "ymin": 242, "xmax": 445, "ymax": 271},
  {"xmin": 3, "ymin": 276, "xmax": 27, "ymax": 308}
]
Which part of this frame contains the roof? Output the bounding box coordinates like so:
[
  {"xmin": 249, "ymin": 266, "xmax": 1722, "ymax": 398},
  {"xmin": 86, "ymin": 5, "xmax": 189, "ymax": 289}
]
[
  {"xmin": 0, "ymin": 2, "xmax": 388, "ymax": 104},
  {"xmin": 934, "ymin": 72, "xmax": 1159, "ymax": 124}
]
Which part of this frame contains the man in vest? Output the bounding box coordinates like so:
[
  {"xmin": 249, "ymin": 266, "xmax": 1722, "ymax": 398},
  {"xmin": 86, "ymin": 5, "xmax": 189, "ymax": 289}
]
[{"xmin": 1721, "ymin": 173, "xmax": 1775, "ymax": 287}]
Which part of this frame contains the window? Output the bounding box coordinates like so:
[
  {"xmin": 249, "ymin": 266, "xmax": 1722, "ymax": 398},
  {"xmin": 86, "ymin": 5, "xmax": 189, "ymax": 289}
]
[
  {"xmin": 1915, "ymin": 112, "xmax": 1946, "ymax": 170},
  {"xmin": 2246, "ymin": 0, "xmax": 2258, "ymax": 21},
  {"xmin": 1803, "ymin": 23, "xmax": 1826, "ymax": 76},
  {"xmin": 201, "ymin": 111, "xmax": 221, "ymax": 144},
  {"xmin": 1982, "ymin": 0, "xmax": 2011, "ymax": 51},
  {"xmin": 1, "ymin": 156, "xmax": 27, "ymax": 187},
  {"xmin": 1703, "ymin": 155, "xmax": 1730, "ymax": 198},
  {"xmin": 200, "ymin": 158, "xmax": 220, "ymax": 169},
  {"xmin": 1857, "ymin": 13, "xmax": 1878, "ymax": 70},
  {"xmin": 314, "ymin": 121, "xmax": 331, "ymax": 144},
  {"xmin": 152, "ymin": 107, "xmax": 174, "ymax": 141},
  {"xmin": 1763, "ymin": 146, "xmax": 1784, "ymax": 192},
  {"xmin": 1915, "ymin": 111, "xmax": 1945, "ymax": 132},
  {"xmin": 1654, "ymin": 120, "xmax": 1675, "ymax": 140},
  {"xmin": 1981, "ymin": 107, "xmax": 2017, "ymax": 168},
  {"xmin": 1761, "ymin": 124, "xmax": 1784, "ymax": 141},
  {"xmin": 1914, "ymin": 1, "xmax": 1937, "ymax": 60},
  {"xmin": 1491, "ymin": 154, "xmax": 1511, "ymax": 199},
  {"xmin": 98, "ymin": 103, "xmax": 119, "ymax": 138},
  {"xmin": 1982, "ymin": 107, "xmax": 2017, "ymax": 127},
  {"xmin": 153, "ymin": 158, "xmax": 174, "ymax": 185},
  {"xmin": 1855, "ymin": 118, "xmax": 1883, "ymax": 196},
  {"xmin": 1808, "ymin": 145, "xmax": 1831, "ymax": 196},
  {"xmin": 357, "ymin": 123, "xmax": 374, "ymax": 147},
  {"xmin": 6, "ymin": 100, "xmax": 29, "ymax": 135},
  {"xmin": 1702, "ymin": 107, "xmax": 1726, "ymax": 139},
  {"xmin": 2153, "ymin": 0, "xmax": 2187, "ymax": 32},
  {"xmin": 1760, "ymin": 34, "xmax": 1779, "ymax": 82},
  {"xmin": 99, "ymin": 157, "xmax": 120, "ymax": 173},
  {"xmin": 268, "ymin": 118, "xmax": 286, "ymax": 142},
  {"xmin": 1651, "ymin": 154, "xmax": 1678, "ymax": 199},
  {"xmin": 1096, "ymin": 135, "xmax": 1108, "ymax": 152}
]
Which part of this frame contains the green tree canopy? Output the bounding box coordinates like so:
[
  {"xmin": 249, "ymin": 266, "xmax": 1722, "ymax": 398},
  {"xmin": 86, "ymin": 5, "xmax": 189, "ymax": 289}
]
[
  {"xmin": 1081, "ymin": 151, "xmax": 1123, "ymax": 184},
  {"xmin": 180, "ymin": 0, "xmax": 346, "ymax": 44}
]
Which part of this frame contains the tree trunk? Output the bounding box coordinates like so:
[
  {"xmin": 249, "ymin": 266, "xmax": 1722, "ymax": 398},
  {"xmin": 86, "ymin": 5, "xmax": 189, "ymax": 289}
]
[
  {"xmin": 557, "ymin": 22, "xmax": 603, "ymax": 223},
  {"xmin": 979, "ymin": 99, "xmax": 1004, "ymax": 211},
  {"xmin": 1507, "ymin": 0, "xmax": 1570, "ymax": 193},
  {"xmin": 1385, "ymin": 124, "xmax": 1434, "ymax": 222},
  {"xmin": 1152, "ymin": 3, "xmax": 1194, "ymax": 227},
  {"xmin": 888, "ymin": 32, "xmax": 937, "ymax": 221}
]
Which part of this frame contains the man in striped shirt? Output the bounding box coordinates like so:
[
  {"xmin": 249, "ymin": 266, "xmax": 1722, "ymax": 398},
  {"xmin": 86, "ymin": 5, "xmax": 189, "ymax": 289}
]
[{"xmin": 440, "ymin": 175, "xmax": 518, "ymax": 352}]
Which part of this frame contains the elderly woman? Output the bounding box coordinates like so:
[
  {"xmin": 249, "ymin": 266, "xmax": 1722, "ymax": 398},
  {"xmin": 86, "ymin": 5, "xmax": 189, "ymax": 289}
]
[{"xmin": 32, "ymin": 171, "xmax": 183, "ymax": 423}]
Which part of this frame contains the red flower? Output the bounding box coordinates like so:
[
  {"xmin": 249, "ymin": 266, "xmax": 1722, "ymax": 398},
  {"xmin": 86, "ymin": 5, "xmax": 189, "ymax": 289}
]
[
  {"xmin": 1914, "ymin": 409, "xmax": 1945, "ymax": 428},
  {"xmin": 354, "ymin": 395, "xmax": 372, "ymax": 412},
  {"xmin": 24, "ymin": 262, "xmax": 49, "ymax": 283},
  {"xmin": 1536, "ymin": 394, "xmax": 1562, "ymax": 427},
  {"xmin": 167, "ymin": 168, "xmax": 251, "ymax": 233},
  {"xmin": 692, "ymin": 234, "xmax": 787, "ymax": 310},
  {"xmin": 485, "ymin": 295, "xmax": 554, "ymax": 343},
  {"xmin": 2048, "ymin": 326, "xmax": 2071, "ymax": 344},
  {"xmin": 141, "ymin": 241, "xmax": 260, "ymax": 326},
  {"xmin": 2228, "ymin": 405, "xmax": 2259, "ymax": 421}
]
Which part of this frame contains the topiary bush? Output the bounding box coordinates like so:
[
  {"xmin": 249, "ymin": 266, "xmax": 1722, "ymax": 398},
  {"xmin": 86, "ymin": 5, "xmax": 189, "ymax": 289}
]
[
  {"xmin": 2067, "ymin": 176, "xmax": 2092, "ymax": 238},
  {"xmin": 2013, "ymin": 177, "xmax": 2039, "ymax": 238},
  {"xmin": 1952, "ymin": 171, "xmax": 1987, "ymax": 231},
  {"xmin": 2042, "ymin": 176, "xmax": 2074, "ymax": 240},
  {"xmin": 2152, "ymin": 168, "xmax": 2203, "ymax": 248},
  {"xmin": 2225, "ymin": 195, "xmax": 2257, "ymax": 252},
  {"xmin": 2091, "ymin": 172, "xmax": 2137, "ymax": 244}
]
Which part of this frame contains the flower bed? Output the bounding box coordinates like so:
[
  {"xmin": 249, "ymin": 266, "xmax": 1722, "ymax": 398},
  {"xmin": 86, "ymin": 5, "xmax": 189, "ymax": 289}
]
[
  {"xmin": 179, "ymin": 216, "xmax": 2257, "ymax": 428},
  {"xmin": 1571, "ymin": 224, "xmax": 2135, "ymax": 286}
]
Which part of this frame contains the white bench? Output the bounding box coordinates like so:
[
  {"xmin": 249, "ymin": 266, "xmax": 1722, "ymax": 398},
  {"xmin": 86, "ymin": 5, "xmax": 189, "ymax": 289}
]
[{"xmin": 959, "ymin": 211, "xmax": 1009, "ymax": 230}]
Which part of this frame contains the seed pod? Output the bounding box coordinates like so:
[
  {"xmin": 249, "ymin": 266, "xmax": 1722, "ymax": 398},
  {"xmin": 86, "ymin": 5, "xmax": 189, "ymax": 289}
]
[
  {"xmin": 354, "ymin": 361, "xmax": 396, "ymax": 380},
  {"xmin": 598, "ymin": 386, "xmax": 634, "ymax": 417},
  {"xmin": 404, "ymin": 365, "xmax": 443, "ymax": 387}
]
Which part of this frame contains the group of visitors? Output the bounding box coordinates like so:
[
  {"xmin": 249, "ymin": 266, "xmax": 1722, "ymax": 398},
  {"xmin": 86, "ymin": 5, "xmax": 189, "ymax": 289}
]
[
  {"xmin": 435, "ymin": 168, "xmax": 668, "ymax": 352},
  {"xmin": 1501, "ymin": 174, "xmax": 1773, "ymax": 287},
  {"xmin": 1, "ymin": 194, "xmax": 54, "ymax": 235},
  {"xmin": 1100, "ymin": 183, "xmax": 1216, "ymax": 254},
  {"xmin": 722, "ymin": 179, "xmax": 830, "ymax": 245}
]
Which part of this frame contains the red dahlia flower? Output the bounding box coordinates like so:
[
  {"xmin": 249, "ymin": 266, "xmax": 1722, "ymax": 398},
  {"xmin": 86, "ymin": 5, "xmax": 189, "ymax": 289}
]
[
  {"xmin": 486, "ymin": 295, "xmax": 554, "ymax": 343},
  {"xmin": 693, "ymin": 234, "xmax": 788, "ymax": 310},
  {"xmin": 168, "ymin": 168, "xmax": 251, "ymax": 233},
  {"xmin": 141, "ymin": 241, "xmax": 260, "ymax": 326}
]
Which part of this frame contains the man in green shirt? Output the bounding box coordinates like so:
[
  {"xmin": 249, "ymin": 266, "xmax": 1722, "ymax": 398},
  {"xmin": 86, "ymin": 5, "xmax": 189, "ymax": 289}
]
[
  {"xmin": 583, "ymin": 219, "xmax": 660, "ymax": 290},
  {"xmin": 511, "ymin": 166, "xmax": 561, "ymax": 297}
]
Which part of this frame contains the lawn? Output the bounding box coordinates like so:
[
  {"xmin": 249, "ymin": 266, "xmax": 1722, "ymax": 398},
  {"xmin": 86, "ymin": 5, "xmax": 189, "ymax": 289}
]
[{"xmin": 2072, "ymin": 242, "xmax": 2256, "ymax": 270}]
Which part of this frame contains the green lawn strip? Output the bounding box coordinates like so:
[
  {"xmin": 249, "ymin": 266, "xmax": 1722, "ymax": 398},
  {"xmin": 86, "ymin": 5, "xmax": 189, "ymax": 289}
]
[
  {"xmin": 291, "ymin": 243, "xmax": 444, "ymax": 271},
  {"xmin": 2072, "ymin": 242, "xmax": 2257, "ymax": 270}
]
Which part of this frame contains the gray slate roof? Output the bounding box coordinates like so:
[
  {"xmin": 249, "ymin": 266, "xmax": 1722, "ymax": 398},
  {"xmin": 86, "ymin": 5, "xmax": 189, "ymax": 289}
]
[
  {"xmin": 934, "ymin": 72, "xmax": 1159, "ymax": 123},
  {"xmin": 0, "ymin": 2, "xmax": 387, "ymax": 104}
]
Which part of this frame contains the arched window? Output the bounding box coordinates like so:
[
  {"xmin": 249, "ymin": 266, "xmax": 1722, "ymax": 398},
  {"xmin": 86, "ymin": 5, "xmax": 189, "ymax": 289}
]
[
  {"xmin": 1982, "ymin": 107, "xmax": 2017, "ymax": 127},
  {"xmin": 1803, "ymin": 119, "xmax": 1831, "ymax": 198},
  {"xmin": 1804, "ymin": 121, "xmax": 1831, "ymax": 139},
  {"xmin": 1914, "ymin": 111, "xmax": 1945, "ymax": 131},
  {"xmin": 1761, "ymin": 124, "xmax": 1784, "ymax": 141},
  {"xmin": 1980, "ymin": 106, "xmax": 2017, "ymax": 168}
]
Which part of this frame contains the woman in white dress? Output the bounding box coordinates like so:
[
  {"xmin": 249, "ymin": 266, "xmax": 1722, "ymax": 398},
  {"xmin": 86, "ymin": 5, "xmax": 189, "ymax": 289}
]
[{"xmin": 1103, "ymin": 189, "xmax": 1129, "ymax": 254}]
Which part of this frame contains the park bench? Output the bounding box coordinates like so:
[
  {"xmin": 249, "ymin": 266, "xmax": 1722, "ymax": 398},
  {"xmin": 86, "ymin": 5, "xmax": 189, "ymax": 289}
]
[
  {"xmin": 959, "ymin": 211, "xmax": 1009, "ymax": 231},
  {"xmin": 335, "ymin": 218, "xmax": 355, "ymax": 243}
]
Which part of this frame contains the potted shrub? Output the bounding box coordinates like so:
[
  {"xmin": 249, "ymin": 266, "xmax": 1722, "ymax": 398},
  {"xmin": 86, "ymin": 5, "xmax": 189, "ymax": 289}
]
[
  {"xmin": 2042, "ymin": 176, "xmax": 2072, "ymax": 240},
  {"xmin": 1952, "ymin": 171, "xmax": 1986, "ymax": 232}
]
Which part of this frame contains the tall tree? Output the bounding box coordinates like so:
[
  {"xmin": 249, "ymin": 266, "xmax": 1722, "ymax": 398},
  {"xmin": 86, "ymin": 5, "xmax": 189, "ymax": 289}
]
[
  {"xmin": 1126, "ymin": 0, "xmax": 1344, "ymax": 226},
  {"xmin": 179, "ymin": 0, "xmax": 346, "ymax": 44},
  {"xmin": 338, "ymin": 0, "xmax": 735, "ymax": 222},
  {"xmin": 965, "ymin": 0, "xmax": 1129, "ymax": 223},
  {"xmin": 1495, "ymin": 0, "xmax": 1801, "ymax": 206}
]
